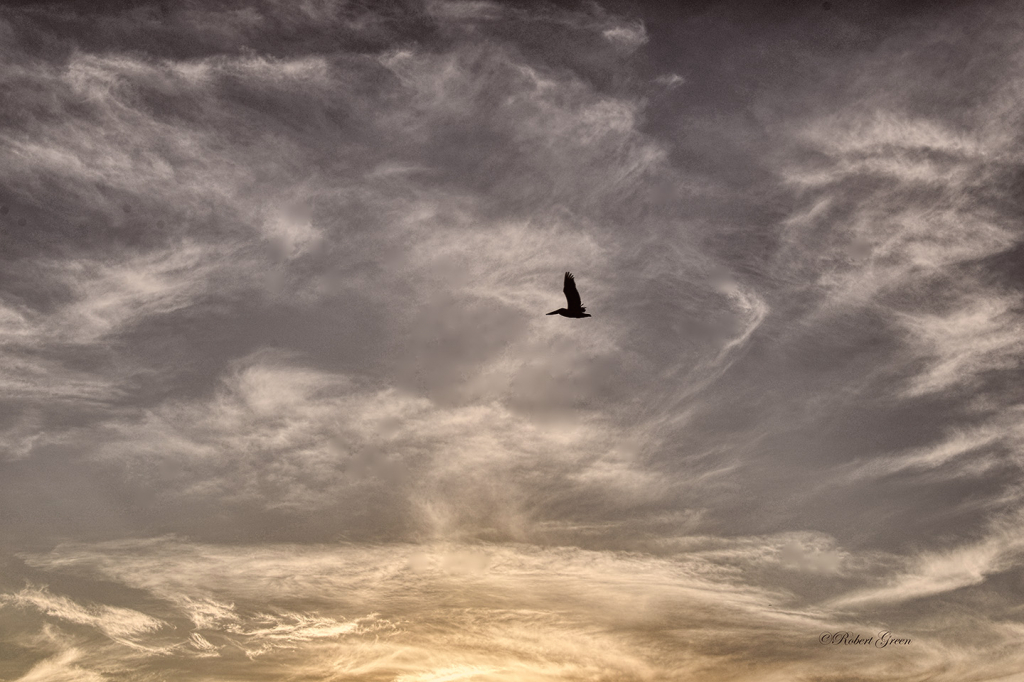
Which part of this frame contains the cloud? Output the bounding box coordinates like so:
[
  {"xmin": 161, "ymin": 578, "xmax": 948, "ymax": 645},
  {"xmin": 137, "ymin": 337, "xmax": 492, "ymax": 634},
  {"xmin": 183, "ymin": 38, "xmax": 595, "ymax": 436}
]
[
  {"xmin": 0, "ymin": 10, "xmax": 671, "ymax": 531},
  {"xmin": 897, "ymin": 293, "xmax": 1024, "ymax": 397},
  {"xmin": 602, "ymin": 22, "xmax": 648, "ymax": 53},
  {"xmin": 778, "ymin": 539, "xmax": 845, "ymax": 574},
  {"xmin": 91, "ymin": 350, "xmax": 654, "ymax": 542},
  {"xmin": 841, "ymin": 412, "xmax": 1024, "ymax": 482},
  {"xmin": 3, "ymin": 2, "xmax": 1024, "ymax": 680},
  {"xmin": 187, "ymin": 632, "xmax": 218, "ymax": 657},
  {"xmin": 653, "ymin": 73, "xmax": 685, "ymax": 89},
  {"xmin": 13, "ymin": 533, "xmax": 1024, "ymax": 681},
  {"xmin": 427, "ymin": 1, "xmax": 503, "ymax": 22},
  {"xmin": 51, "ymin": 242, "xmax": 239, "ymax": 343},
  {"xmin": 172, "ymin": 596, "xmax": 238, "ymax": 630},
  {"xmin": 829, "ymin": 509, "xmax": 1024, "ymax": 609},
  {"xmin": 9, "ymin": 649, "xmax": 106, "ymax": 682},
  {"xmin": 0, "ymin": 586, "xmax": 166, "ymax": 641},
  {"xmin": 10, "ymin": 537, "xmax": 813, "ymax": 679},
  {"xmin": 778, "ymin": 110, "xmax": 1017, "ymax": 309}
]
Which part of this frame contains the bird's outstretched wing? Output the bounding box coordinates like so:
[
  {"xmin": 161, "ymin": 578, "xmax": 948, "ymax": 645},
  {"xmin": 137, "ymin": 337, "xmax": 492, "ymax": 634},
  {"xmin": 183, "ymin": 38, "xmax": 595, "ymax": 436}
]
[{"xmin": 563, "ymin": 271, "xmax": 584, "ymax": 312}]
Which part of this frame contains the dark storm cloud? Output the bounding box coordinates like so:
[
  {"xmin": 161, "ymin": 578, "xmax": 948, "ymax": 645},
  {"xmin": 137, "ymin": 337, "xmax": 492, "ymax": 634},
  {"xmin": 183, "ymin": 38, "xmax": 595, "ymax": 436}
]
[{"xmin": 2, "ymin": 0, "xmax": 1024, "ymax": 679}]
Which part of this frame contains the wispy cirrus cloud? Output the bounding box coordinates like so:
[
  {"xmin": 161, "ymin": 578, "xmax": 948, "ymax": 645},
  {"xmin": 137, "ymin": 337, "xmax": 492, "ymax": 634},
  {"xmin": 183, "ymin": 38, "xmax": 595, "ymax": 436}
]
[
  {"xmin": 1, "ymin": 586, "xmax": 166, "ymax": 642},
  {"xmin": 896, "ymin": 293, "xmax": 1024, "ymax": 397},
  {"xmin": 8, "ymin": 534, "xmax": 1024, "ymax": 681},
  {"xmin": 829, "ymin": 509, "xmax": 1024, "ymax": 610},
  {"xmin": 9, "ymin": 648, "xmax": 106, "ymax": 682},
  {"xmin": 4, "ymin": 537, "xmax": 810, "ymax": 679},
  {"xmin": 3, "ymin": 0, "xmax": 1024, "ymax": 680}
]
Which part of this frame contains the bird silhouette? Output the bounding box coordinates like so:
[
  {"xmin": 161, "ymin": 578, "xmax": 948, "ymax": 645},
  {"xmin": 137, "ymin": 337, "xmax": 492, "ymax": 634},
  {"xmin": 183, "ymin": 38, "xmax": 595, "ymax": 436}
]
[{"xmin": 547, "ymin": 271, "xmax": 592, "ymax": 318}]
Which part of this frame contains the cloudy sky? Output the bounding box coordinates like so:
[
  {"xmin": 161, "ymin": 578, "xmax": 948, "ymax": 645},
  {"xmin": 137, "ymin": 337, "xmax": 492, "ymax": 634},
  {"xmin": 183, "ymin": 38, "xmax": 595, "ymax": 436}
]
[{"xmin": 2, "ymin": 0, "xmax": 1024, "ymax": 679}]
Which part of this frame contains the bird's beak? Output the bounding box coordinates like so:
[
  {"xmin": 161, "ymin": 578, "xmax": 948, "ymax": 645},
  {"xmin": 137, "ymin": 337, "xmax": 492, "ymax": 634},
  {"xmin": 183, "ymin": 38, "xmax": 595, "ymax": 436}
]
[{"xmin": 546, "ymin": 310, "xmax": 559, "ymax": 315}]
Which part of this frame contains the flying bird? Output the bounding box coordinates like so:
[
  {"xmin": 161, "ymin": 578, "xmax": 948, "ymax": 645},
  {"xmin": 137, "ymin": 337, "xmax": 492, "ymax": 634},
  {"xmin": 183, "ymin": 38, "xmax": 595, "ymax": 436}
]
[{"xmin": 547, "ymin": 271, "xmax": 592, "ymax": 318}]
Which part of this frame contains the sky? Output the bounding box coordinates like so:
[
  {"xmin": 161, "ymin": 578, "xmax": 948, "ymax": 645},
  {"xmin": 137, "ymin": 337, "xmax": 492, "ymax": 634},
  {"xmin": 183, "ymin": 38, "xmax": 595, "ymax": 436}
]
[{"xmin": 1, "ymin": 0, "xmax": 1024, "ymax": 679}]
